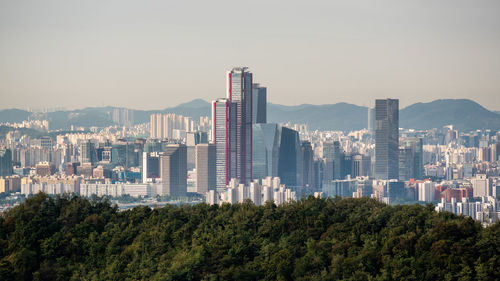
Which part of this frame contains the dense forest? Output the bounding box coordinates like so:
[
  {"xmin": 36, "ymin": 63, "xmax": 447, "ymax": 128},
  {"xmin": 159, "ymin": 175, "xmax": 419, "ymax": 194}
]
[{"xmin": 0, "ymin": 194, "xmax": 499, "ymax": 281}]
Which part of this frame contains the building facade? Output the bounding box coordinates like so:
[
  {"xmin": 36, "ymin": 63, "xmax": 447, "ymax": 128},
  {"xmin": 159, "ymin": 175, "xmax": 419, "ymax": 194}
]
[
  {"xmin": 375, "ymin": 98, "xmax": 399, "ymax": 179},
  {"xmin": 195, "ymin": 143, "xmax": 216, "ymax": 194},
  {"xmin": 160, "ymin": 144, "xmax": 187, "ymax": 197},
  {"xmin": 226, "ymin": 67, "xmax": 253, "ymax": 185},
  {"xmin": 212, "ymin": 99, "xmax": 237, "ymax": 189}
]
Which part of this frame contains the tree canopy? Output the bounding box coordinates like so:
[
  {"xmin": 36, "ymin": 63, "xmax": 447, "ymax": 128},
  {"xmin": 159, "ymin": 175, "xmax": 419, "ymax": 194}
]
[{"xmin": 0, "ymin": 193, "xmax": 498, "ymax": 280}]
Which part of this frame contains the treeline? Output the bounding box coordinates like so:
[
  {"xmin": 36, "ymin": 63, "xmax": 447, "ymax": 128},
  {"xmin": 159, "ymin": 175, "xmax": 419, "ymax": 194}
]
[{"xmin": 0, "ymin": 193, "xmax": 499, "ymax": 281}]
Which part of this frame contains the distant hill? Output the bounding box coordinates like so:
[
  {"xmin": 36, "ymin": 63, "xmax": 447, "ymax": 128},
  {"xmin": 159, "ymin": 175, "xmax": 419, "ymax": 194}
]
[
  {"xmin": 0, "ymin": 109, "xmax": 31, "ymax": 123},
  {"xmin": 0, "ymin": 98, "xmax": 499, "ymax": 131},
  {"xmin": 267, "ymin": 103, "xmax": 368, "ymax": 131},
  {"xmin": 400, "ymin": 99, "xmax": 500, "ymax": 131}
]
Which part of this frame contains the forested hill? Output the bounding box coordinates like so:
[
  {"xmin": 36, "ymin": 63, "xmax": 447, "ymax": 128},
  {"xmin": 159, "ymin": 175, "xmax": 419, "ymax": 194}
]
[{"xmin": 0, "ymin": 194, "xmax": 499, "ymax": 280}]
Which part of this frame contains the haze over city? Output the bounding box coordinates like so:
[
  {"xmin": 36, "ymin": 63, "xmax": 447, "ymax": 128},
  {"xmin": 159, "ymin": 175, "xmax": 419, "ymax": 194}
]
[
  {"xmin": 1, "ymin": 1, "xmax": 500, "ymax": 280},
  {"xmin": 1, "ymin": 0, "xmax": 500, "ymax": 110}
]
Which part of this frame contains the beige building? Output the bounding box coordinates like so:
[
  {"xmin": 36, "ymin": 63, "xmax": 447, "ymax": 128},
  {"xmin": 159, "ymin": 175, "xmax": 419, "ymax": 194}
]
[
  {"xmin": 161, "ymin": 144, "xmax": 187, "ymax": 197},
  {"xmin": 0, "ymin": 176, "xmax": 21, "ymax": 193},
  {"xmin": 195, "ymin": 143, "xmax": 216, "ymax": 194}
]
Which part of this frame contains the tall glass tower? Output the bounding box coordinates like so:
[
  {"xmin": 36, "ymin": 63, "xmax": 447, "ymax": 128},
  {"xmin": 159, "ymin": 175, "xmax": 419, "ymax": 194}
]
[
  {"xmin": 212, "ymin": 98, "xmax": 236, "ymax": 189},
  {"xmin": 375, "ymin": 98, "xmax": 399, "ymax": 180},
  {"xmin": 226, "ymin": 67, "xmax": 253, "ymax": 184}
]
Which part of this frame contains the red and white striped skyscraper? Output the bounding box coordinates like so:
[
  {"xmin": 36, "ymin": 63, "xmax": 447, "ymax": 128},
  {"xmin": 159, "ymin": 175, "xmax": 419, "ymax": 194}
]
[
  {"xmin": 212, "ymin": 67, "xmax": 254, "ymax": 188},
  {"xmin": 226, "ymin": 67, "xmax": 253, "ymax": 185}
]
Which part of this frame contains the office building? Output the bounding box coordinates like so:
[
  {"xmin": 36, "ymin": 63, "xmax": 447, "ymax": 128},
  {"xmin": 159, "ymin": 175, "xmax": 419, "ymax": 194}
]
[
  {"xmin": 212, "ymin": 99, "xmax": 237, "ymax": 189},
  {"xmin": 252, "ymin": 123, "xmax": 280, "ymax": 180},
  {"xmin": 187, "ymin": 131, "xmax": 208, "ymax": 170},
  {"xmin": 400, "ymin": 138, "xmax": 424, "ymax": 180},
  {"xmin": 195, "ymin": 143, "xmax": 216, "ymax": 194},
  {"xmin": 226, "ymin": 67, "xmax": 253, "ymax": 185},
  {"xmin": 352, "ymin": 154, "xmax": 371, "ymax": 178},
  {"xmin": 0, "ymin": 148, "xmax": 12, "ymax": 177},
  {"xmin": 161, "ymin": 144, "xmax": 187, "ymax": 197},
  {"xmin": 277, "ymin": 126, "xmax": 302, "ymax": 187},
  {"xmin": 301, "ymin": 141, "xmax": 314, "ymax": 190},
  {"xmin": 398, "ymin": 147, "xmax": 413, "ymax": 181},
  {"xmin": 375, "ymin": 99, "xmax": 399, "ymax": 179},
  {"xmin": 142, "ymin": 152, "xmax": 160, "ymax": 183},
  {"xmin": 252, "ymin": 83, "xmax": 267, "ymax": 123},
  {"xmin": 323, "ymin": 141, "xmax": 343, "ymax": 180},
  {"xmin": 80, "ymin": 140, "xmax": 96, "ymax": 164}
]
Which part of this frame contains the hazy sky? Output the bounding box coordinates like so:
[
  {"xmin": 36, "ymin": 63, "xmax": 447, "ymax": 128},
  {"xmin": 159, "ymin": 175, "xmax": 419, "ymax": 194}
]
[{"xmin": 1, "ymin": 0, "xmax": 499, "ymax": 110}]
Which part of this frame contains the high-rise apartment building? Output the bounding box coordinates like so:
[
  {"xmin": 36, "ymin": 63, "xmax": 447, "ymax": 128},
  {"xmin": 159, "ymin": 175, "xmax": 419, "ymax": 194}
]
[
  {"xmin": 195, "ymin": 143, "xmax": 216, "ymax": 194},
  {"xmin": 418, "ymin": 181, "xmax": 436, "ymax": 202},
  {"xmin": 113, "ymin": 108, "xmax": 134, "ymax": 127},
  {"xmin": 375, "ymin": 99, "xmax": 399, "ymax": 180},
  {"xmin": 226, "ymin": 67, "xmax": 253, "ymax": 184},
  {"xmin": 252, "ymin": 83, "xmax": 267, "ymax": 124},
  {"xmin": 150, "ymin": 113, "xmax": 194, "ymax": 139},
  {"xmin": 160, "ymin": 144, "xmax": 187, "ymax": 197},
  {"xmin": 212, "ymin": 99, "xmax": 237, "ymax": 189}
]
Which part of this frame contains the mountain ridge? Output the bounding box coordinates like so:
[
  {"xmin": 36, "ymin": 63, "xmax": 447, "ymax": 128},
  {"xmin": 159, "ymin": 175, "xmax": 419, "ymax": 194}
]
[{"xmin": 0, "ymin": 99, "xmax": 498, "ymax": 131}]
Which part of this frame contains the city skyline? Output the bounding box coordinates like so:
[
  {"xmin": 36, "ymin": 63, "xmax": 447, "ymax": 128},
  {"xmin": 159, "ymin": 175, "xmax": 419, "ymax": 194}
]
[
  {"xmin": 1, "ymin": 2, "xmax": 499, "ymax": 280},
  {"xmin": 1, "ymin": 1, "xmax": 500, "ymax": 110}
]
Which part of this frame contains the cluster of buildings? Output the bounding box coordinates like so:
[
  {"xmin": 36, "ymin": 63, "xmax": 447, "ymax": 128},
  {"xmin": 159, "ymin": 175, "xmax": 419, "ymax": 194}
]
[
  {"xmin": 0, "ymin": 119, "xmax": 50, "ymax": 131},
  {"xmin": 0, "ymin": 67, "xmax": 499, "ymax": 223},
  {"xmin": 150, "ymin": 113, "xmax": 211, "ymax": 139},
  {"xmin": 208, "ymin": 177, "xmax": 296, "ymax": 206}
]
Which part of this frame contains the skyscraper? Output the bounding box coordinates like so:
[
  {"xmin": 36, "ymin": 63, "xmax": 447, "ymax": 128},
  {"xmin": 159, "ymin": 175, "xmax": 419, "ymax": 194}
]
[
  {"xmin": 212, "ymin": 98, "xmax": 237, "ymax": 189},
  {"xmin": 367, "ymin": 107, "xmax": 375, "ymax": 132},
  {"xmin": 375, "ymin": 98, "xmax": 399, "ymax": 180},
  {"xmin": 252, "ymin": 123, "xmax": 280, "ymax": 180},
  {"xmin": 398, "ymin": 146, "xmax": 413, "ymax": 181},
  {"xmin": 160, "ymin": 144, "xmax": 187, "ymax": 197},
  {"xmin": 252, "ymin": 83, "xmax": 267, "ymax": 124},
  {"xmin": 80, "ymin": 140, "xmax": 96, "ymax": 164},
  {"xmin": 0, "ymin": 148, "xmax": 12, "ymax": 177},
  {"xmin": 195, "ymin": 143, "xmax": 216, "ymax": 194},
  {"xmin": 323, "ymin": 141, "xmax": 344, "ymax": 180},
  {"xmin": 399, "ymin": 138, "xmax": 424, "ymax": 180},
  {"xmin": 278, "ymin": 126, "xmax": 302, "ymax": 187},
  {"xmin": 301, "ymin": 141, "xmax": 314, "ymax": 190},
  {"xmin": 226, "ymin": 67, "xmax": 253, "ymax": 184}
]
